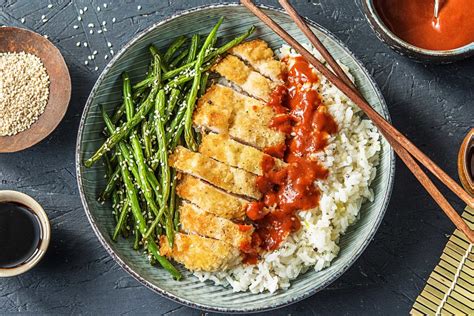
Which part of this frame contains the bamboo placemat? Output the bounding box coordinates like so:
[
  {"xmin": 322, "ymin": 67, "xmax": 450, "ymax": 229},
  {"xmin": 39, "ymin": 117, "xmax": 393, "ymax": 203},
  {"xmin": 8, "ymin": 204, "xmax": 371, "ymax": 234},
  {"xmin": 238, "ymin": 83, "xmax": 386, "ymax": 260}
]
[{"xmin": 411, "ymin": 207, "xmax": 473, "ymax": 315}]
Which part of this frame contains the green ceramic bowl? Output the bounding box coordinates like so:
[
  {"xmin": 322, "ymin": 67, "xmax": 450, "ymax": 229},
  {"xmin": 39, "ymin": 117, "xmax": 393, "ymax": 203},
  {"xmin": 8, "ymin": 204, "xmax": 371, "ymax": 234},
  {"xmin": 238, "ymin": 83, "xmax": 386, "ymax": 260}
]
[{"xmin": 76, "ymin": 4, "xmax": 395, "ymax": 313}]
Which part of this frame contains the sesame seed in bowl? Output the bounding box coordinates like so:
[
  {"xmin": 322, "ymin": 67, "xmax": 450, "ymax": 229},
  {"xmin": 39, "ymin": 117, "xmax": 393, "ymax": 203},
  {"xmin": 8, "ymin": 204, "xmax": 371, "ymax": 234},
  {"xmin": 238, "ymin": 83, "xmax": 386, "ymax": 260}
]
[{"xmin": 0, "ymin": 27, "xmax": 71, "ymax": 153}]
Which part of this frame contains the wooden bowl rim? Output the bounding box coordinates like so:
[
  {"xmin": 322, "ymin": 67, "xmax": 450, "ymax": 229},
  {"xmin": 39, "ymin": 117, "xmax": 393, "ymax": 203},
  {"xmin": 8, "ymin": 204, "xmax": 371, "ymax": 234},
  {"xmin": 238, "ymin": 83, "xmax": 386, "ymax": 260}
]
[
  {"xmin": 0, "ymin": 26, "xmax": 71, "ymax": 153},
  {"xmin": 458, "ymin": 129, "xmax": 474, "ymax": 196}
]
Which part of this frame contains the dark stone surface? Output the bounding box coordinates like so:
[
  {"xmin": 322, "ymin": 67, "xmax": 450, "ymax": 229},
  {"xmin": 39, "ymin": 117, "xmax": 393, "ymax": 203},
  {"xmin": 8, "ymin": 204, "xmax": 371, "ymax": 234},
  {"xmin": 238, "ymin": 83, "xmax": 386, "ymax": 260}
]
[{"xmin": 0, "ymin": 0, "xmax": 472, "ymax": 314}]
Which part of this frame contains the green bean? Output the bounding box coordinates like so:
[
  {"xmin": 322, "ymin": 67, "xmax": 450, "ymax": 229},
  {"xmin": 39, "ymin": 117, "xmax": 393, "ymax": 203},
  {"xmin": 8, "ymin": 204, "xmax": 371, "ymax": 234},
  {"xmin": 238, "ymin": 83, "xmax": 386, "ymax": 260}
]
[
  {"xmin": 142, "ymin": 121, "xmax": 153, "ymax": 161},
  {"xmin": 112, "ymin": 199, "xmax": 129, "ymax": 241},
  {"xmin": 84, "ymin": 85, "xmax": 159, "ymax": 167},
  {"xmin": 133, "ymin": 228, "xmax": 141, "ymax": 250},
  {"xmin": 130, "ymin": 133, "xmax": 163, "ymax": 219},
  {"xmin": 185, "ymin": 34, "xmax": 200, "ymax": 64},
  {"xmin": 100, "ymin": 167, "xmax": 120, "ymax": 200},
  {"xmin": 149, "ymin": 45, "xmax": 169, "ymax": 73},
  {"xmin": 163, "ymin": 35, "xmax": 186, "ymax": 63},
  {"xmin": 169, "ymin": 49, "xmax": 188, "ymax": 69},
  {"xmin": 168, "ymin": 169, "xmax": 178, "ymax": 245},
  {"xmin": 184, "ymin": 18, "xmax": 224, "ymax": 150},
  {"xmin": 165, "ymin": 88, "xmax": 181, "ymax": 123},
  {"xmin": 122, "ymin": 72, "xmax": 134, "ymax": 121},
  {"xmin": 154, "ymin": 90, "xmax": 171, "ymax": 203}
]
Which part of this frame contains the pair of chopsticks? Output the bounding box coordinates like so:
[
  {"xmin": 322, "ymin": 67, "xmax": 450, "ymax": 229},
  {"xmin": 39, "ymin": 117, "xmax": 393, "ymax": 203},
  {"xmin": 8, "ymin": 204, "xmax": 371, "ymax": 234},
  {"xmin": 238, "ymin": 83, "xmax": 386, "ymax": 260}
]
[{"xmin": 240, "ymin": 0, "xmax": 474, "ymax": 243}]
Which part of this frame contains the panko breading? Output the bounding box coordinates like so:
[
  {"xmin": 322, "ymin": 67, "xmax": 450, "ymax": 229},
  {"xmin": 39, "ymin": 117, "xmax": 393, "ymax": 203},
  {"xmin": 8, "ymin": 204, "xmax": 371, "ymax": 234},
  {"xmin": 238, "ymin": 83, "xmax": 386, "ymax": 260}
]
[
  {"xmin": 212, "ymin": 55, "xmax": 276, "ymax": 101},
  {"xmin": 199, "ymin": 133, "xmax": 286, "ymax": 175},
  {"xmin": 176, "ymin": 174, "xmax": 248, "ymax": 220},
  {"xmin": 160, "ymin": 233, "xmax": 241, "ymax": 272},
  {"xmin": 193, "ymin": 84, "xmax": 286, "ymax": 149},
  {"xmin": 229, "ymin": 39, "xmax": 284, "ymax": 82},
  {"xmin": 179, "ymin": 202, "xmax": 254, "ymax": 248},
  {"xmin": 169, "ymin": 146, "xmax": 261, "ymax": 199}
]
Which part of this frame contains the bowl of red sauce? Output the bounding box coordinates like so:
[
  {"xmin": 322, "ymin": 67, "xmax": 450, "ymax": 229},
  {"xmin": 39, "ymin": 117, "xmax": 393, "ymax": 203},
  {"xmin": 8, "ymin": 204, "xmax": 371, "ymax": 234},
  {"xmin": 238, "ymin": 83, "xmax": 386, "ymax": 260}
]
[{"xmin": 362, "ymin": 0, "xmax": 474, "ymax": 62}]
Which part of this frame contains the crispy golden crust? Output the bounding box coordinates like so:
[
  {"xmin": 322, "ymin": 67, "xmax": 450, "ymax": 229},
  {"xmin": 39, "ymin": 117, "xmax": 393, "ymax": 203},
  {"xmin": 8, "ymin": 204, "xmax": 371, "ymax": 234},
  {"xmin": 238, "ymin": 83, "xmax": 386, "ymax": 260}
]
[
  {"xmin": 169, "ymin": 146, "xmax": 261, "ymax": 199},
  {"xmin": 179, "ymin": 202, "xmax": 253, "ymax": 248},
  {"xmin": 160, "ymin": 233, "xmax": 241, "ymax": 272},
  {"xmin": 193, "ymin": 84, "xmax": 286, "ymax": 149},
  {"xmin": 176, "ymin": 174, "xmax": 248, "ymax": 220},
  {"xmin": 199, "ymin": 133, "xmax": 286, "ymax": 175},
  {"xmin": 212, "ymin": 55, "xmax": 276, "ymax": 101},
  {"xmin": 229, "ymin": 39, "xmax": 284, "ymax": 82}
]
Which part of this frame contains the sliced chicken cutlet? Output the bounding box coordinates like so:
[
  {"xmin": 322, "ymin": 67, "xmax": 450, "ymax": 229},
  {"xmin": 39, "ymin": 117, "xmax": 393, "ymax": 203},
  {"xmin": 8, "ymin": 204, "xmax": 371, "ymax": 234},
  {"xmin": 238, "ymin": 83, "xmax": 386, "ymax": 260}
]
[
  {"xmin": 212, "ymin": 55, "xmax": 276, "ymax": 101},
  {"xmin": 229, "ymin": 39, "xmax": 284, "ymax": 82},
  {"xmin": 160, "ymin": 233, "xmax": 240, "ymax": 272},
  {"xmin": 199, "ymin": 133, "xmax": 286, "ymax": 176},
  {"xmin": 193, "ymin": 84, "xmax": 286, "ymax": 149},
  {"xmin": 169, "ymin": 146, "xmax": 261, "ymax": 199},
  {"xmin": 179, "ymin": 202, "xmax": 253, "ymax": 248},
  {"xmin": 176, "ymin": 174, "xmax": 248, "ymax": 220}
]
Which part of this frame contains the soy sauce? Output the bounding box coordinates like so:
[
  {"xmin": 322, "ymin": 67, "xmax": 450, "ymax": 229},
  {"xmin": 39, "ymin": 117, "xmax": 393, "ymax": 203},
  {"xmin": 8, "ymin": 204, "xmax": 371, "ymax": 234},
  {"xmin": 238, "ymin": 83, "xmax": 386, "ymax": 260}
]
[{"xmin": 0, "ymin": 202, "xmax": 41, "ymax": 268}]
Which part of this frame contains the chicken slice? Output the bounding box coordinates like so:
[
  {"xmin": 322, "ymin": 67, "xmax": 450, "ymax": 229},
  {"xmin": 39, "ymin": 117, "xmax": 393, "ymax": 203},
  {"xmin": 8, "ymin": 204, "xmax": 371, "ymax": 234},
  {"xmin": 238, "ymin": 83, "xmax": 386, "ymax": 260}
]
[
  {"xmin": 160, "ymin": 233, "xmax": 241, "ymax": 272},
  {"xmin": 169, "ymin": 146, "xmax": 261, "ymax": 199},
  {"xmin": 229, "ymin": 39, "xmax": 284, "ymax": 82},
  {"xmin": 176, "ymin": 174, "xmax": 248, "ymax": 220},
  {"xmin": 193, "ymin": 84, "xmax": 286, "ymax": 149},
  {"xmin": 179, "ymin": 202, "xmax": 253, "ymax": 248},
  {"xmin": 212, "ymin": 55, "xmax": 276, "ymax": 101},
  {"xmin": 199, "ymin": 133, "xmax": 286, "ymax": 175}
]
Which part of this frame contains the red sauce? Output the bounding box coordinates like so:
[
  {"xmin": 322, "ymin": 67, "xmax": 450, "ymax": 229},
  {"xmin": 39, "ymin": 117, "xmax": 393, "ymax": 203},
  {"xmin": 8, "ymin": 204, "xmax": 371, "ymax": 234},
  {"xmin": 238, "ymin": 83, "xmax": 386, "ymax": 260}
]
[
  {"xmin": 242, "ymin": 56, "xmax": 338, "ymax": 260},
  {"xmin": 374, "ymin": 0, "xmax": 474, "ymax": 50}
]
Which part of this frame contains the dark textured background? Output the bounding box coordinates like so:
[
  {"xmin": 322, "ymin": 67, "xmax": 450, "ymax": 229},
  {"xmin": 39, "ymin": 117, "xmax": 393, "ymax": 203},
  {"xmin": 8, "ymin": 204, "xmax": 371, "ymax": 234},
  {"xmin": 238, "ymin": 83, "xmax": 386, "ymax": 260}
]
[{"xmin": 0, "ymin": 0, "xmax": 472, "ymax": 314}]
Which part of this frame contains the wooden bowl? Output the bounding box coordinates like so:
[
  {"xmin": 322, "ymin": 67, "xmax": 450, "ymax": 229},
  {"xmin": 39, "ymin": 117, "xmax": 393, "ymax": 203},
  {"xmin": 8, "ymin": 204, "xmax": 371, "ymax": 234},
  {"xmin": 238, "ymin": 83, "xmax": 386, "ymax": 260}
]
[
  {"xmin": 0, "ymin": 27, "xmax": 71, "ymax": 153},
  {"xmin": 361, "ymin": 0, "xmax": 474, "ymax": 63},
  {"xmin": 458, "ymin": 129, "xmax": 474, "ymax": 196}
]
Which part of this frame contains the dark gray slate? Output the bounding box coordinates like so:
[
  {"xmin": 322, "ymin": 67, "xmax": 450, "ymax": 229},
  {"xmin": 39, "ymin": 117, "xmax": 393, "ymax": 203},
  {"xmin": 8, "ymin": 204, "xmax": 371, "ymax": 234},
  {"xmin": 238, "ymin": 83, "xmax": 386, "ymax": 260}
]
[{"xmin": 0, "ymin": 0, "xmax": 472, "ymax": 315}]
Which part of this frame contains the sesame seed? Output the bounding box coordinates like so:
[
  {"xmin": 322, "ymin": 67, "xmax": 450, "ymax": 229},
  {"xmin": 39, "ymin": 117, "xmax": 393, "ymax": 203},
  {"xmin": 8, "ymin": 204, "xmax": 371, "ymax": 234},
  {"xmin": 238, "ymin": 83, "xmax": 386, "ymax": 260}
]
[
  {"xmin": 84, "ymin": 6, "xmax": 88, "ymax": 11},
  {"xmin": 88, "ymin": 23, "xmax": 94, "ymax": 28},
  {"xmin": 41, "ymin": 15, "xmax": 45, "ymax": 19},
  {"xmin": 0, "ymin": 52, "xmax": 50, "ymax": 136},
  {"xmin": 83, "ymin": 42, "xmax": 88, "ymax": 47},
  {"xmin": 112, "ymin": 17, "xmax": 116, "ymax": 23},
  {"xmin": 137, "ymin": 5, "xmax": 142, "ymax": 10},
  {"xmin": 76, "ymin": 42, "xmax": 81, "ymax": 47},
  {"xmin": 103, "ymin": 3, "xmax": 107, "ymax": 8},
  {"xmin": 94, "ymin": 66, "xmax": 98, "ymax": 71},
  {"xmin": 107, "ymin": 42, "xmax": 112, "ymax": 47},
  {"xmin": 73, "ymin": 25, "xmax": 79, "ymax": 29},
  {"xmin": 47, "ymin": 4, "xmax": 53, "ymax": 8},
  {"xmin": 93, "ymin": 50, "xmax": 98, "ymax": 55},
  {"xmin": 84, "ymin": 60, "xmax": 88, "ymax": 65},
  {"xmin": 77, "ymin": 16, "xmax": 82, "ymax": 21},
  {"xmin": 79, "ymin": 9, "xmax": 84, "ymax": 14},
  {"xmin": 104, "ymin": 54, "xmax": 108, "ymax": 60},
  {"xmin": 89, "ymin": 29, "xmax": 94, "ymax": 34},
  {"xmin": 97, "ymin": 29, "xmax": 103, "ymax": 34},
  {"xmin": 20, "ymin": 18, "xmax": 25, "ymax": 23},
  {"xmin": 97, "ymin": 6, "xmax": 101, "ymax": 11},
  {"xmin": 102, "ymin": 21, "xmax": 107, "ymax": 26}
]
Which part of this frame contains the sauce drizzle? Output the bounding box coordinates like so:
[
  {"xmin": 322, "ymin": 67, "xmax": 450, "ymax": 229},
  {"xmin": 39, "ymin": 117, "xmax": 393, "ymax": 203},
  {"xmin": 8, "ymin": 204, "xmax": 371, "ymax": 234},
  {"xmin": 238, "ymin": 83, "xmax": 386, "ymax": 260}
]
[{"xmin": 242, "ymin": 56, "xmax": 338, "ymax": 261}]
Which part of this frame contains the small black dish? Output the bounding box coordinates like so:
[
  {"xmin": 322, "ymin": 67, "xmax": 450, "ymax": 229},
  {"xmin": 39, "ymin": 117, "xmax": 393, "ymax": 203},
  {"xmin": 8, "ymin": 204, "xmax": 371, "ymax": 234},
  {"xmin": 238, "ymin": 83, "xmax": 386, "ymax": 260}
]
[{"xmin": 361, "ymin": 0, "xmax": 474, "ymax": 63}]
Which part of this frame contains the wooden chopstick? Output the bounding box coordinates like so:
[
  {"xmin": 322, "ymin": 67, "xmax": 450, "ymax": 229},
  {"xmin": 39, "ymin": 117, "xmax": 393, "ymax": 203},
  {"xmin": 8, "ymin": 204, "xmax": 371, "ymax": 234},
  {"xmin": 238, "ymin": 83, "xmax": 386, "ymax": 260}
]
[
  {"xmin": 241, "ymin": 0, "xmax": 473, "ymax": 211},
  {"xmin": 240, "ymin": 0, "xmax": 474, "ymax": 243}
]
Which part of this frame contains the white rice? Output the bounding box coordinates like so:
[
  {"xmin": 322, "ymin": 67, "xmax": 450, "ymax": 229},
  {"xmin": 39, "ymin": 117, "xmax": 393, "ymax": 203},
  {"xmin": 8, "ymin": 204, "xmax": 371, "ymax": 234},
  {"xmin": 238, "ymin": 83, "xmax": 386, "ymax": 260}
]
[{"xmin": 194, "ymin": 44, "xmax": 381, "ymax": 293}]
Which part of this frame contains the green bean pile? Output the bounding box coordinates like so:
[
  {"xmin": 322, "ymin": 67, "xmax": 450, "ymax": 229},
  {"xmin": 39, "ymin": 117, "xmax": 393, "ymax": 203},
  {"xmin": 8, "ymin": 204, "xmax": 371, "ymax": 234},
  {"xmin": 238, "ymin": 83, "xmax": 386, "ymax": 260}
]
[{"xmin": 84, "ymin": 18, "xmax": 255, "ymax": 279}]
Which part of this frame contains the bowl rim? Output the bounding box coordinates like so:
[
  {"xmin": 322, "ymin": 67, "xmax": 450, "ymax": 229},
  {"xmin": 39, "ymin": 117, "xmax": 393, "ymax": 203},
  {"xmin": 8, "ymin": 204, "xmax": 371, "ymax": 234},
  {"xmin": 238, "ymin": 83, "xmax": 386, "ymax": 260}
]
[
  {"xmin": 75, "ymin": 3, "xmax": 395, "ymax": 313},
  {"xmin": 361, "ymin": 0, "xmax": 474, "ymax": 57}
]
